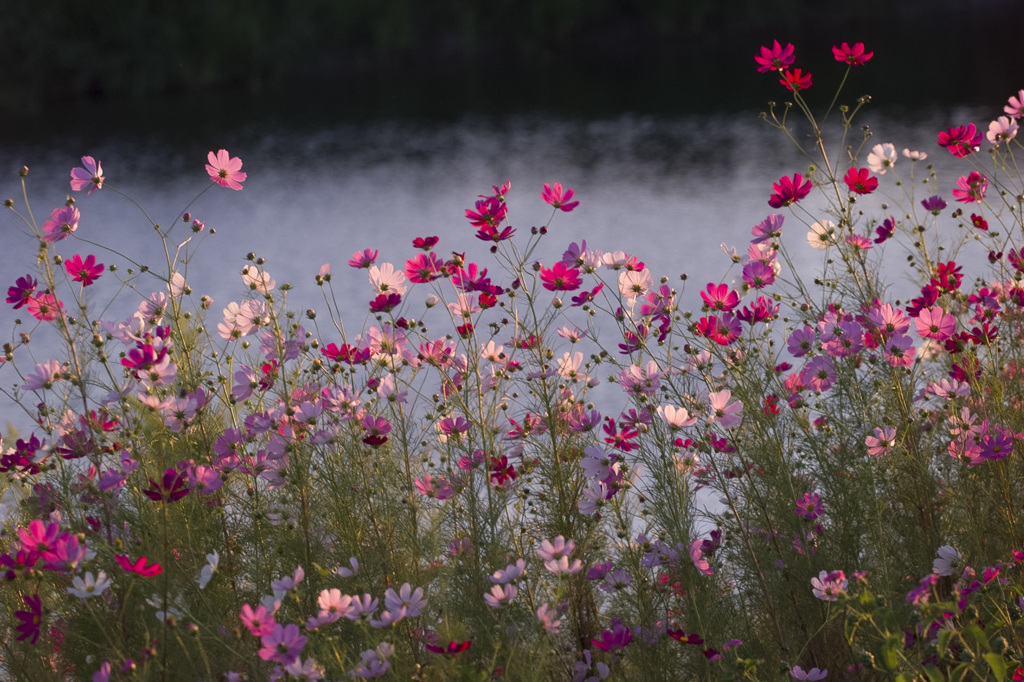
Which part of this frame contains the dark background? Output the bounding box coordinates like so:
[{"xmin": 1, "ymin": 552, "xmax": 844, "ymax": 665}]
[{"xmin": 2, "ymin": 0, "xmax": 1021, "ymax": 135}]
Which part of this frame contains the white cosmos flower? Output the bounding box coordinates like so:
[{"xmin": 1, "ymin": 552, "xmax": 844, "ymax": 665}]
[
  {"xmin": 68, "ymin": 571, "xmax": 112, "ymax": 599},
  {"xmin": 198, "ymin": 550, "xmax": 219, "ymax": 589},
  {"xmin": 807, "ymin": 220, "xmax": 836, "ymax": 251},
  {"xmin": 866, "ymin": 143, "xmax": 897, "ymax": 174}
]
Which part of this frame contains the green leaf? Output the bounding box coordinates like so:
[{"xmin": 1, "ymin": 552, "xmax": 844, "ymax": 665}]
[
  {"xmin": 923, "ymin": 666, "xmax": 945, "ymax": 682},
  {"xmin": 938, "ymin": 629, "xmax": 953, "ymax": 657},
  {"xmin": 880, "ymin": 637, "xmax": 900, "ymax": 671},
  {"xmin": 984, "ymin": 653, "xmax": 1007, "ymax": 682},
  {"xmin": 965, "ymin": 624, "xmax": 989, "ymax": 651},
  {"xmin": 950, "ymin": 663, "xmax": 971, "ymax": 682}
]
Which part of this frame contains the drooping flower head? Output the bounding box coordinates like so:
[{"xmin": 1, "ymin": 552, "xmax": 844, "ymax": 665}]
[{"xmin": 41, "ymin": 205, "xmax": 80, "ymax": 243}]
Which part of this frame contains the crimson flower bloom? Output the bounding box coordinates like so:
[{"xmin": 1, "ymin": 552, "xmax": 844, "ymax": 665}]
[
  {"xmin": 832, "ymin": 42, "xmax": 873, "ymax": 66},
  {"xmin": 6, "ymin": 274, "xmax": 37, "ymax": 309},
  {"xmin": 15, "ymin": 594, "xmax": 42, "ymax": 644},
  {"xmin": 541, "ymin": 183, "xmax": 579, "ymax": 212},
  {"xmin": 937, "ymin": 124, "xmax": 982, "ymax": 158},
  {"xmin": 754, "ymin": 40, "xmax": 795, "ymax": 72},
  {"xmin": 65, "ymin": 254, "xmax": 104, "ymax": 286},
  {"xmin": 970, "ymin": 213, "xmax": 989, "ymax": 230},
  {"xmin": 952, "ymin": 171, "xmax": 988, "ymax": 203},
  {"xmin": 412, "ymin": 236, "xmax": 439, "ymax": 251},
  {"xmin": 116, "ymin": 554, "xmax": 163, "ymax": 577},
  {"xmin": 369, "ymin": 293, "xmax": 401, "ymax": 313},
  {"xmin": 768, "ymin": 173, "xmax": 812, "ymax": 208},
  {"xmin": 425, "ymin": 640, "xmax": 472, "ymax": 655},
  {"xmin": 668, "ymin": 629, "xmax": 704, "ymax": 645},
  {"xmin": 779, "ymin": 68, "xmax": 812, "ymax": 92},
  {"xmin": 70, "ymin": 156, "xmax": 104, "ymax": 194},
  {"xmin": 143, "ymin": 468, "xmax": 189, "ymax": 503},
  {"xmin": 844, "ymin": 167, "xmax": 878, "ymax": 195},
  {"xmin": 539, "ymin": 262, "xmax": 582, "ymax": 291},
  {"xmin": 205, "ymin": 149, "xmax": 247, "ymax": 190}
]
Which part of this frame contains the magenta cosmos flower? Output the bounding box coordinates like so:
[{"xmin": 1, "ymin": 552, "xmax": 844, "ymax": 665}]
[
  {"xmin": 843, "ymin": 167, "xmax": 878, "ymax": 195},
  {"xmin": 65, "ymin": 254, "xmax": 104, "ymax": 286},
  {"xmin": 937, "ymin": 124, "xmax": 982, "ymax": 158},
  {"xmin": 541, "ymin": 182, "xmax": 579, "ymax": 212},
  {"xmin": 754, "ymin": 40, "xmax": 795, "ymax": 72},
  {"xmin": 779, "ymin": 68, "xmax": 812, "ymax": 92},
  {"xmin": 205, "ymin": 149, "xmax": 247, "ymax": 190},
  {"xmin": 539, "ymin": 262, "xmax": 582, "ymax": 291},
  {"xmin": 69, "ymin": 156, "xmax": 104, "ymax": 194},
  {"xmin": 952, "ymin": 171, "xmax": 988, "ymax": 203},
  {"xmin": 15, "ymin": 594, "xmax": 42, "ymax": 644},
  {"xmin": 832, "ymin": 42, "xmax": 873, "ymax": 66},
  {"xmin": 768, "ymin": 173, "xmax": 812, "ymax": 208}
]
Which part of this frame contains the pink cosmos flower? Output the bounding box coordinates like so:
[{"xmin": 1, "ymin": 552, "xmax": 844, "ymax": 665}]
[
  {"xmin": 404, "ymin": 252, "xmax": 445, "ymax": 283},
  {"xmin": 987, "ymin": 116, "xmax": 1018, "ymax": 145},
  {"xmin": 952, "ymin": 171, "xmax": 988, "ymax": 203},
  {"xmin": 70, "ymin": 156, "xmax": 104, "ymax": 194},
  {"xmin": 801, "ymin": 356, "xmax": 836, "ymax": 393},
  {"xmin": 844, "ymin": 167, "xmax": 877, "ymax": 194},
  {"xmin": 205, "ymin": 149, "xmax": 247, "ymax": 190},
  {"xmin": 865, "ymin": 426, "xmax": 896, "ymax": 456},
  {"xmin": 790, "ymin": 666, "xmax": 828, "ymax": 681},
  {"xmin": 700, "ymin": 283, "xmax": 740, "ymax": 312},
  {"xmin": 884, "ymin": 334, "xmax": 915, "ymax": 367},
  {"xmin": 707, "ymin": 390, "xmax": 743, "ymax": 429},
  {"xmin": 921, "ymin": 195, "xmax": 947, "ymax": 214},
  {"xmin": 810, "ymin": 570, "xmax": 847, "ymax": 601},
  {"xmin": 539, "ymin": 262, "xmax": 582, "ymax": 291},
  {"xmin": 483, "ymin": 583, "xmax": 518, "ymax": 609},
  {"xmin": 66, "ymin": 254, "xmax": 104, "ymax": 286},
  {"xmin": 832, "ymin": 42, "xmax": 873, "ymax": 65},
  {"xmin": 779, "ymin": 68, "xmax": 812, "ymax": 92},
  {"xmin": 41, "ymin": 205, "xmax": 80, "ymax": 243},
  {"xmin": 754, "ymin": 40, "xmax": 795, "ymax": 72},
  {"xmin": 768, "ymin": 173, "xmax": 812, "ymax": 208},
  {"xmin": 348, "ymin": 249, "xmax": 378, "ymax": 268},
  {"xmin": 695, "ymin": 313, "xmax": 741, "ymax": 346},
  {"xmin": 915, "ymin": 306, "xmax": 955, "ymax": 341},
  {"xmin": 690, "ymin": 539, "xmax": 713, "ymax": 575},
  {"xmin": 751, "ymin": 214, "xmax": 784, "ymax": 243},
  {"xmin": 27, "ymin": 292, "xmax": 63, "ymax": 322},
  {"xmin": 368, "ymin": 262, "xmax": 407, "ymax": 296},
  {"xmin": 541, "ymin": 183, "xmax": 579, "ymax": 212},
  {"xmin": 1004, "ymin": 89, "xmax": 1024, "ymax": 118},
  {"xmin": 937, "ymin": 124, "xmax": 982, "ymax": 158},
  {"xmin": 795, "ymin": 492, "xmax": 824, "ymax": 520}
]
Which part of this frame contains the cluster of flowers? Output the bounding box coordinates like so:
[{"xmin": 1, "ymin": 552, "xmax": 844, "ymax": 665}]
[{"xmin": 4, "ymin": 42, "xmax": 1024, "ymax": 681}]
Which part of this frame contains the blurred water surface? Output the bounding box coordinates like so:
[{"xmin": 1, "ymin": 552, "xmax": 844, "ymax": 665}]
[{"xmin": 0, "ymin": 95, "xmax": 1003, "ymax": 431}]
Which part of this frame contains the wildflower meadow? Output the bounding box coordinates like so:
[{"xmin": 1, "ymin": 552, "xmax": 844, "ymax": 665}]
[{"xmin": 4, "ymin": 43, "xmax": 1024, "ymax": 681}]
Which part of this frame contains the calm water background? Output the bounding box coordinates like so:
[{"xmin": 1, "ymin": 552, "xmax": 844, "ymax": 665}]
[{"xmin": 0, "ymin": 72, "xmax": 1008, "ymax": 432}]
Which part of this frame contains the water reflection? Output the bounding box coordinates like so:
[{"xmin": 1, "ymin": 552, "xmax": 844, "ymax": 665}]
[{"xmin": 0, "ymin": 105, "xmax": 997, "ymax": 430}]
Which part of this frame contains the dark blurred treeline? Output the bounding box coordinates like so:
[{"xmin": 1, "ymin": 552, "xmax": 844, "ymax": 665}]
[{"xmin": 1, "ymin": 0, "xmax": 1021, "ymax": 117}]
